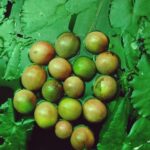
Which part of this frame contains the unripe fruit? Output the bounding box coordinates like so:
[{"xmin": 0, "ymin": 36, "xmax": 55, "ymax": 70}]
[
  {"xmin": 42, "ymin": 79, "xmax": 63, "ymax": 102},
  {"xmin": 55, "ymin": 32, "xmax": 80, "ymax": 58},
  {"xmin": 96, "ymin": 52, "xmax": 119, "ymax": 74},
  {"xmin": 29, "ymin": 41, "xmax": 55, "ymax": 65},
  {"xmin": 55, "ymin": 120, "xmax": 72, "ymax": 139},
  {"xmin": 34, "ymin": 101, "xmax": 58, "ymax": 128},
  {"xmin": 73, "ymin": 56, "xmax": 96, "ymax": 81},
  {"xmin": 13, "ymin": 89, "xmax": 37, "ymax": 114},
  {"xmin": 93, "ymin": 75, "xmax": 117, "ymax": 101},
  {"xmin": 85, "ymin": 31, "xmax": 108, "ymax": 53},
  {"xmin": 21, "ymin": 65, "xmax": 46, "ymax": 91},
  {"xmin": 48, "ymin": 57, "xmax": 72, "ymax": 80},
  {"xmin": 83, "ymin": 98, "xmax": 107, "ymax": 123},
  {"xmin": 70, "ymin": 125, "xmax": 95, "ymax": 150},
  {"xmin": 63, "ymin": 76, "xmax": 84, "ymax": 98},
  {"xmin": 58, "ymin": 98, "xmax": 82, "ymax": 121}
]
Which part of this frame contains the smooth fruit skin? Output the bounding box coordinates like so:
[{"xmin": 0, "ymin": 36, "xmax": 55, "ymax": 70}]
[
  {"xmin": 63, "ymin": 76, "xmax": 84, "ymax": 98},
  {"xmin": 55, "ymin": 120, "xmax": 72, "ymax": 139},
  {"xmin": 96, "ymin": 52, "xmax": 119, "ymax": 74},
  {"xmin": 83, "ymin": 98, "xmax": 107, "ymax": 123},
  {"xmin": 13, "ymin": 89, "xmax": 37, "ymax": 114},
  {"xmin": 93, "ymin": 75, "xmax": 117, "ymax": 101},
  {"xmin": 29, "ymin": 41, "xmax": 55, "ymax": 65},
  {"xmin": 34, "ymin": 101, "xmax": 58, "ymax": 128},
  {"xmin": 85, "ymin": 31, "xmax": 108, "ymax": 54},
  {"xmin": 70, "ymin": 125, "xmax": 95, "ymax": 150},
  {"xmin": 73, "ymin": 57, "xmax": 96, "ymax": 81},
  {"xmin": 48, "ymin": 57, "xmax": 72, "ymax": 80},
  {"xmin": 42, "ymin": 79, "xmax": 63, "ymax": 102},
  {"xmin": 55, "ymin": 32, "xmax": 80, "ymax": 58},
  {"xmin": 58, "ymin": 98, "xmax": 82, "ymax": 121},
  {"xmin": 21, "ymin": 65, "xmax": 46, "ymax": 91}
]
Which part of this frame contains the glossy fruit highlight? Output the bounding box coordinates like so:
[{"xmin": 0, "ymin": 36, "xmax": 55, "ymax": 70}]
[
  {"xmin": 13, "ymin": 89, "xmax": 37, "ymax": 114},
  {"xmin": 21, "ymin": 65, "xmax": 46, "ymax": 91},
  {"xmin": 96, "ymin": 52, "xmax": 119, "ymax": 74},
  {"xmin": 34, "ymin": 101, "xmax": 58, "ymax": 128},
  {"xmin": 58, "ymin": 98, "xmax": 82, "ymax": 121},
  {"xmin": 29, "ymin": 41, "xmax": 55, "ymax": 65},
  {"xmin": 48, "ymin": 57, "xmax": 72, "ymax": 80},
  {"xmin": 55, "ymin": 32, "xmax": 80, "ymax": 58},
  {"xmin": 83, "ymin": 98, "xmax": 107, "ymax": 123},
  {"xmin": 85, "ymin": 31, "xmax": 108, "ymax": 53},
  {"xmin": 93, "ymin": 75, "xmax": 117, "ymax": 101}
]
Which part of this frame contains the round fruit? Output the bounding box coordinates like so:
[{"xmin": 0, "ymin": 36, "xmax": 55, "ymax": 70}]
[
  {"xmin": 29, "ymin": 41, "xmax": 55, "ymax": 65},
  {"xmin": 42, "ymin": 79, "xmax": 63, "ymax": 102},
  {"xmin": 83, "ymin": 98, "xmax": 107, "ymax": 123},
  {"xmin": 21, "ymin": 65, "xmax": 46, "ymax": 91},
  {"xmin": 34, "ymin": 101, "xmax": 58, "ymax": 128},
  {"xmin": 93, "ymin": 75, "xmax": 117, "ymax": 101},
  {"xmin": 73, "ymin": 56, "xmax": 96, "ymax": 81},
  {"xmin": 48, "ymin": 57, "xmax": 72, "ymax": 80},
  {"xmin": 85, "ymin": 31, "xmax": 108, "ymax": 53},
  {"xmin": 96, "ymin": 52, "xmax": 119, "ymax": 74},
  {"xmin": 63, "ymin": 76, "xmax": 84, "ymax": 98},
  {"xmin": 55, "ymin": 32, "xmax": 80, "ymax": 58},
  {"xmin": 13, "ymin": 89, "xmax": 37, "ymax": 114},
  {"xmin": 70, "ymin": 125, "xmax": 95, "ymax": 150},
  {"xmin": 58, "ymin": 98, "xmax": 82, "ymax": 121},
  {"xmin": 55, "ymin": 120, "xmax": 72, "ymax": 139}
]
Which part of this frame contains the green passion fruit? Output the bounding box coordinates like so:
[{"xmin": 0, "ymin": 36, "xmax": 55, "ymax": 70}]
[
  {"xmin": 55, "ymin": 120, "xmax": 73, "ymax": 139},
  {"xmin": 48, "ymin": 57, "xmax": 72, "ymax": 80},
  {"xmin": 63, "ymin": 76, "xmax": 84, "ymax": 98},
  {"xmin": 73, "ymin": 56, "xmax": 96, "ymax": 81},
  {"xmin": 55, "ymin": 32, "xmax": 80, "ymax": 58},
  {"xmin": 34, "ymin": 101, "xmax": 58, "ymax": 128},
  {"xmin": 42, "ymin": 79, "xmax": 63, "ymax": 102},
  {"xmin": 83, "ymin": 98, "xmax": 107, "ymax": 123},
  {"xmin": 29, "ymin": 41, "xmax": 55, "ymax": 65},
  {"xmin": 70, "ymin": 125, "xmax": 95, "ymax": 150},
  {"xmin": 13, "ymin": 89, "xmax": 37, "ymax": 114},
  {"xmin": 21, "ymin": 65, "xmax": 46, "ymax": 91},
  {"xmin": 96, "ymin": 51, "xmax": 119, "ymax": 74},
  {"xmin": 85, "ymin": 31, "xmax": 108, "ymax": 54},
  {"xmin": 58, "ymin": 97, "xmax": 82, "ymax": 121},
  {"xmin": 93, "ymin": 75, "xmax": 117, "ymax": 101}
]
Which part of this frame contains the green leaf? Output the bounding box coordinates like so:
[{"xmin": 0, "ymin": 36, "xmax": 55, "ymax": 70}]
[
  {"xmin": 122, "ymin": 118, "xmax": 150, "ymax": 150},
  {"xmin": 134, "ymin": 0, "xmax": 150, "ymax": 19},
  {"xmin": 109, "ymin": 0, "xmax": 133, "ymax": 29},
  {"xmin": 130, "ymin": 54, "xmax": 150, "ymax": 117},
  {"xmin": 0, "ymin": 99, "xmax": 34, "ymax": 150},
  {"xmin": 97, "ymin": 97, "xmax": 130, "ymax": 150},
  {"xmin": 20, "ymin": 0, "xmax": 71, "ymax": 42}
]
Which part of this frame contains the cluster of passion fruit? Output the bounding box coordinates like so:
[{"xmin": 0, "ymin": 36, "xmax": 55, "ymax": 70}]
[{"xmin": 13, "ymin": 31, "xmax": 119, "ymax": 150}]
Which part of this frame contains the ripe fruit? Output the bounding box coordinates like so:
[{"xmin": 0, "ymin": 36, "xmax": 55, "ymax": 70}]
[
  {"xmin": 70, "ymin": 125, "xmax": 95, "ymax": 150},
  {"xmin": 42, "ymin": 79, "xmax": 63, "ymax": 102},
  {"xmin": 85, "ymin": 31, "xmax": 108, "ymax": 53},
  {"xmin": 34, "ymin": 101, "xmax": 58, "ymax": 128},
  {"xmin": 55, "ymin": 32, "xmax": 80, "ymax": 58},
  {"xmin": 21, "ymin": 65, "xmax": 46, "ymax": 91},
  {"xmin": 13, "ymin": 89, "xmax": 37, "ymax": 114},
  {"xmin": 48, "ymin": 57, "xmax": 72, "ymax": 80},
  {"xmin": 29, "ymin": 41, "xmax": 55, "ymax": 65},
  {"xmin": 55, "ymin": 120, "xmax": 72, "ymax": 139},
  {"xmin": 96, "ymin": 52, "xmax": 119, "ymax": 74},
  {"xmin": 58, "ymin": 98, "xmax": 82, "ymax": 121},
  {"xmin": 63, "ymin": 76, "xmax": 84, "ymax": 98},
  {"xmin": 93, "ymin": 75, "xmax": 117, "ymax": 101},
  {"xmin": 83, "ymin": 98, "xmax": 107, "ymax": 123},
  {"xmin": 73, "ymin": 56, "xmax": 96, "ymax": 81}
]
